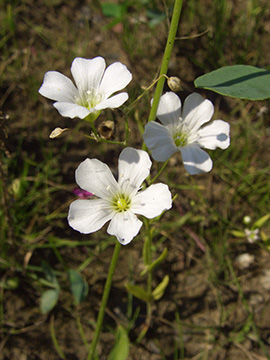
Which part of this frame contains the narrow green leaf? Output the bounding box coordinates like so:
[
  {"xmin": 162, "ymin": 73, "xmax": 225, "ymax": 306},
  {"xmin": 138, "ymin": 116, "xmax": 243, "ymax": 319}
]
[
  {"xmin": 140, "ymin": 248, "xmax": 168, "ymax": 276},
  {"xmin": 194, "ymin": 65, "xmax": 270, "ymax": 100},
  {"xmin": 68, "ymin": 269, "xmax": 88, "ymax": 305},
  {"xmin": 108, "ymin": 325, "xmax": 130, "ymax": 360},
  {"xmin": 152, "ymin": 275, "xmax": 169, "ymax": 301},
  {"xmin": 40, "ymin": 289, "xmax": 60, "ymax": 314},
  {"xmin": 148, "ymin": 248, "xmax": 168, "ymax": 272},
  {"xmin": 253, "ymin": 214, "xmax": 270, "ymax": 229},
  {"xmin": 261, "ymin": 230, "xmax": 269, "ymax": 244},
  {"xmin": 230, "ymin": 230, "xmax": 246, "ymax": 238},
  {"xmin": 125, "ymin": 284, "xmax": 151, "ymax": 303}
]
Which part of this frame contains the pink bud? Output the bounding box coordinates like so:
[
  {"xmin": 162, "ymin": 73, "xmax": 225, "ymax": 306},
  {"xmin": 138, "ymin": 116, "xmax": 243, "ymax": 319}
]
[{"xmin": 73, "ymin": 188, "xmax": 93, "ymax": 198}]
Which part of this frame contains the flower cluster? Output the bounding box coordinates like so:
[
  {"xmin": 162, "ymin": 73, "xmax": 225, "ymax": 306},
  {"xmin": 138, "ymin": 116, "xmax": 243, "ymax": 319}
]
[{"xmin": 39, "ymin": 56, "xmax": 231, "ymax": 244}]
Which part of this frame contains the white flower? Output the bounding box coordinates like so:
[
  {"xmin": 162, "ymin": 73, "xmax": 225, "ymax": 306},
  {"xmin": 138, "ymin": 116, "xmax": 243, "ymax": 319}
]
[
  {"xmin": 39, "ymin": 56, "xmax": 132, "ymax": 121},
  {"xmin": 143, "ymin": 92, "xmax": 230, "ymax": 175},
  {"xmin": 244, "ymin": 228, "xmax": 260, "ymax": 243},
  {"xmin": 68, "ymin": 147, "xmax": 172, "ymax": 245}
]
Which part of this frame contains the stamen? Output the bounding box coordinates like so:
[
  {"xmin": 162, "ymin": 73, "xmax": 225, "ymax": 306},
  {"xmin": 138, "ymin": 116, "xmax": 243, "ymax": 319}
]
[
  {"xmin": 74, "ymin": 88, "xmax": 104, "ymax": 110},
  {"xmin": 173, "ymin": 123, "xmax": 189, "ymax": 147},
  {"xmin": 106, "ymin": 185, "xmax": 117, "ymax": 197},
  {"xmin": 174, "ymin": 133, "xmax": 187, "ymax": 147},
  {"xmin": 112, "ymin": 193, "xmax": 131, "ymax": 212}
]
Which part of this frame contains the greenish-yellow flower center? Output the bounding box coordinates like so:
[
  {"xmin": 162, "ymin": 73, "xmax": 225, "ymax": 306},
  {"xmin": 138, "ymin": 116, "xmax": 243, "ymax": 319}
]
[
  {"xmin": 75, "ymin": 89, "xmax": 103, "ymax": 110},
  {"xmin": 173, "ymin": 131, "xmax": 188, "ymax": 147},
  {"xmin": 112, "ymin": 194, "xmax": 131, "ymax": 212}
]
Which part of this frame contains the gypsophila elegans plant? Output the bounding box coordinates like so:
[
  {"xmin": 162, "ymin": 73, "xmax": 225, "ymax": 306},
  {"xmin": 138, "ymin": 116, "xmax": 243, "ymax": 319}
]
[{"xmin": 38, "ymin": 0, "xmax": 270, "ymax": 358}]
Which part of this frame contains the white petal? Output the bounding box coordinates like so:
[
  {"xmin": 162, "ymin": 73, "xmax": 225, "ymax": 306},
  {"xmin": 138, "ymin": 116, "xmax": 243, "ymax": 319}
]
[
  {"xmin": 94, "ymin": 93, "xmax": 129, "ymax": 110},
  {"xmin": 118, "ymin": 148, "xmax": 151, "ymax": 195},
  {"xmin": 131, "ymin": 183, "xmax": 172, "ymax": 218},
  {"xmin": 71, "ymin": 57, "xmax": 105, "ymax": 94},
  {"xmin": 75, "ymin": 158, "xmax": 119, "ymax": 199},
  {"xmin": 53, "ymin": 102, "xmax": 90, "ymax": 119},
  {"xmin": 180, "ymin": 145, "xmax": 213, "ymax": 174},
  {"xmin": 68, "ymin": 199, "xmax": 113, "ymax": 234},
  {"xmin": 99, "ymin": 62, "xmax": 132, "ymax": 99},
  {"xmin": 143, "ymin": 122, "xmax": 178, "ymax": 162},
  {"xmin": 107, "ymin": 211, "xmax": 142, "ymax": 245},
  {"xmin": 197, "ymin": 120, "xmax": 230, "ymax": 149},
  {"xmin": 155, "ymin": 92, "xmax": 181, "ymax": 127},
  {"xmin": 39, "ymin": 71, "xmax": 78, "ymax": 102},
  {"xmin": 182, "ymin": 93, "xmax": 214, "ymax": 132}
]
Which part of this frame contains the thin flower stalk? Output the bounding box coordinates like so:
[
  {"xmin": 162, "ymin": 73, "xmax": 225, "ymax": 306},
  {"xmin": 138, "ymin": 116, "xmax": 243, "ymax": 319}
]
[
  {"xmin": 136, "ymin": 218, "xmax": 153, "ymax": 344},
  {"xmin": 136, "ymin": 3, "xmax": 183, "ymax": 344},
  {"xmin": 87, "ymin": 241, "xmax": 121, "ymax": 360}
]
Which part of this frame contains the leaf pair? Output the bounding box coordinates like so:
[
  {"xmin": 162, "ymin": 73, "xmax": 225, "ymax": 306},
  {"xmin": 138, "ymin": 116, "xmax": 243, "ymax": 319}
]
[
  {"xmin": 40, "ymin": 264, "xmax": 88, "ymax": 314},
  {"xmin": 126, "ymin": 275, "xmax": 170, "ymax": 302}
]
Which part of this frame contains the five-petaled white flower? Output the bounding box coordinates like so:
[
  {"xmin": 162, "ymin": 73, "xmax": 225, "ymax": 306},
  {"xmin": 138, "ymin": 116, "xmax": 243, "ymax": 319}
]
[
  {"xmin": 39, "ymin": 56, "xmax": 132, "ymax": 121},
  {"xmin": 143, "ymin": 92, "xmax": 230, "ymax": 175},
  {"xmin": 68, "ymin": 147, "xmax": 172, "ymax": 245},
  {"xmin": 244, "ymin": 228, "xmax": 260, "ymax": 243}
]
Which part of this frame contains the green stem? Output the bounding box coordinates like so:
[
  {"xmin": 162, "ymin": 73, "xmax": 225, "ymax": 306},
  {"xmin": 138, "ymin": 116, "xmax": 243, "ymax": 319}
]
[
  {"xmin": 50, "ymin": 316, "xmax": 66, "ymax": 359},
  {"xmin": 87, "ymin": 241, "xmax": 121, "ymax": 360},
  {"xmin": 136, "ymin": 2, "xmax": 183, "ymax": 343},
  {"xmin": 136, "ymin": 219, "xmax": 153, "ymax": 344},
  {"xmin": 148, "ymin": 0, "xmax": 184, "ymax": 123},
  {"xmin": 149, "ymin": 160, "xmax": 169, "ymax": 185},
  {"xmin": 146, "ymin": 226, "xmax": 153, "ymax": 324},
  {"xmin": 145, "ymin": 222, "xmax": 153, "ymax": 295},
  {"xmin": 90, "ymin": 121, "xmax": 99, "ymax": 139},
  {"xmin": 83, "ymin": 133, "xmax": 126, "ymax": 146},
  {"xmin": 76, "ymin": 314, "xmax": 90, "ymax": 351}
]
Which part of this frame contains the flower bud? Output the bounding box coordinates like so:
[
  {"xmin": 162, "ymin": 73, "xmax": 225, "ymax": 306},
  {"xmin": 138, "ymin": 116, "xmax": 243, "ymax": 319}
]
[
  {"xmin": 49, "ymin": 127, "xmax": 69, "ymax": 139},
  {"xmin": 243, "ymin": 215, "xmax": 251, "ymax": 225},
  {"xmin": 167, "ymin": 76, "xmax": 182, "ymax": 92},
  {"xmin": 10, "ymin": 178, "xmax": 21, "ymax": 198}
]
